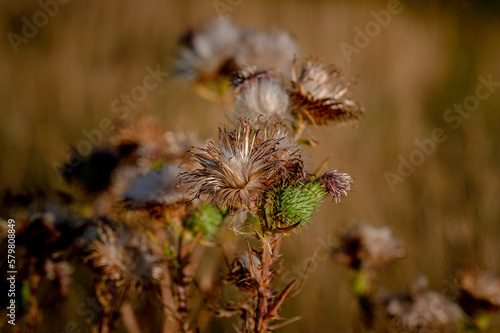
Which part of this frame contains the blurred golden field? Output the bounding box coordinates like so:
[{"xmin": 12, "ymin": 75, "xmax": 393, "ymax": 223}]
[{"xmin": 1, "ymin": 0, "xmax": 500, "ymax": 332}]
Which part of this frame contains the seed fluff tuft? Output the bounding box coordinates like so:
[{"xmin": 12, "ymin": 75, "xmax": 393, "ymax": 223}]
[
  {"xmin": 179, "ymin": 119, "xmax": 304, "ymax": 211},
  {"xmin": 290, "ymin": 59, "xmax": 365, "ymax": 125}
]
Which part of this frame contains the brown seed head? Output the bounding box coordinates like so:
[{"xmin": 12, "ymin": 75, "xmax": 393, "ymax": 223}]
[
  {"xmin": 85, "ymin": 225, "xmax": 161, "ymax": 291},
  {"xmin": 333, "ymin": 222, "xmax": 405, "ymax": 271},
  {"xmin": 290, "ymin": 59, "xmax": 364, "ymax": 125},
  {"xmin": 179, "ymin": 119, "xmax": 304, "ymax": 211}
]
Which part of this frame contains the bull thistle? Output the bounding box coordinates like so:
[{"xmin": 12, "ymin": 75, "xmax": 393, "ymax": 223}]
[{"xmin": 179, "ymin": 116, "xmax": 354, "ymax": 331}]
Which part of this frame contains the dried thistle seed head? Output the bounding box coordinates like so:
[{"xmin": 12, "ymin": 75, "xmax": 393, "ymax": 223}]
[
  {"xmin": 85, "ymin": 225, "xmax": 161, "ymax": 290},
  {"xmin": 175, "ymin": 17, "xmax": 240, "ymax": 81},
  {"xmin": 457, "ymin": 268, "xmax": 500, "ymax": 314},
  {"xmin": 379, "ymin": 277, "xmax": 463, "ymax": 333},
  {"xmin": 290, "ymin": 59, "xmax": 365, "ymax": 125},
  {"xmin": 229, "ymin": 252, "xmax": 261, "ymax": 295},
  {"xmin": 321, "ymin": 170, "xmax": 354, "ymax": 203},
  {"xmin": 333, "ymin": 222, "xmax": 405, "ymax": 271},
  {"xmin": 235, "ymin": 29, "xmax": 298, "ymax": 77},
  {"xmin": 185, "ymin": 203, "xmax": 226, "ymax": 237},
  {"xmin": 122, "ymin": 164, "xmax": 187, "ymax": 208},
  {"xmin": 233, "ymin": 67, "xmax": 291, "ymax": 120},
  {"xmin": 267, "ymin": 180, "xmax": 326, "ymax": 231},
  {"xmin": 178, "ymin": 119, "xmax": 304, "ymax": 211},
  {"xmin": 274, "ymin": 138, "xmax": 306, "ymax": 183}
]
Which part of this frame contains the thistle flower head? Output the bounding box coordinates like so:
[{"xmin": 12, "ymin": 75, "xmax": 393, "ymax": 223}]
[
  {"xmin": 290, "ymin": 59, "xmax": 365, "ymax": 125},
  {"xmin": 380, "ymin": 276, "xmax": 463, "ymax": 333},
  {"xmin": 333, "ymin": 222, "xmax": 405, "ymax": 271},
  {"xmin": 229, "ymin": 251, "xmax": 261, "ymax": 295},
  {"xmin": 85, "ymin": 225, "xmax": 161, "ymax": 291},
  {"xmin": 179, "ymin": 119, "xmax": 304, "ymax": 211},
  {"xmin": 233, "ymin": 67, "xmax": 290, "ymax": 120},
  {"xmin": 321, "ymin": 170, "xmax": 354, "ymax": 203},
  {"xmin": 235, "ymin": 29, "xmax": 298, "ymax": 76},
  {"xmin": 457, "ymin": 268, "xmax": 500, "ymax": 314},
  {"xmin": 175, "ymin": 18, "xmax": 299, "ymax": 83},
  {"xmin": 175, "ymin": 17, "xmax": 240, "ymax": 81}
]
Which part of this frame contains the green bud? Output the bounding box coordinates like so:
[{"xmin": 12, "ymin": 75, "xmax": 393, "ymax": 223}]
[
  {"xmin": 186, "ymin": 203, "xmax": 226, "ymax": 237},
  {"xmin": 267, "ymin": 180, "xmax": 326, "ymax": 231}
]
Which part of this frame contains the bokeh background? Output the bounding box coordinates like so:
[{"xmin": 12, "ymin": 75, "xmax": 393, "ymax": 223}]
[{"xmin": 1, "ymin": 0, "xmax": 500, "ymax": 331}]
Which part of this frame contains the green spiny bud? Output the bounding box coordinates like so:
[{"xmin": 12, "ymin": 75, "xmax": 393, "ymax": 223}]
[
  {"xmin": 186, "ymin": 203, "xmax": 226, "ymax": 237},
  {"xmin": 266, "ymin": 180, "xmax": 326, "ymax": 231}
]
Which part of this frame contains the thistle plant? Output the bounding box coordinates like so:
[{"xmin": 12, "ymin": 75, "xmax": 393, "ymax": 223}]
[
  {"xmin": 84, "ymin": 224, "xmax": 162, "ymax": 333},
  {"xmin": 1, "ymin": 16, "xmax": 363, "ymax": 333},
  {"xmin": 332, "ymin": 222, "xmax": 405, "ymax": 330},
  {"xmin": 2, "ymin": 10, "xmax": 499, "ymax": 333},
  {"xmin": 178, "ymin": 116, "xmax": 354, "ymax": 331}
]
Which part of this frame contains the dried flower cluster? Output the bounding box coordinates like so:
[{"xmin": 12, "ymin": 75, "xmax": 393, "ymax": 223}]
[
  {"xmin": 9, "ymin": 13, "xmax": 497, "ymax": 333},
  {"xmin": 231, "ymin": 63, "xmax": 365, "ymax": 132},
  {"xmin": 175, "ymin": 18, "xmax": 364, "ymax": 136},
  {"xmin": 175, "ymin": 17, "xmax": 297, "ymax": 82}
]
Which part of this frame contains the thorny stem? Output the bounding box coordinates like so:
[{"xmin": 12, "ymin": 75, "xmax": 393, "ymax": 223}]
[
  {"xmin": 250, "ymin": 234, "xmax": 288, "ymax": 333},
  {"xmin": 255, "ymin": 238, "xmax": 271, "ymax": 332},
  {"xmin": 349, "ymin": 271, "xmax": 375, "ymax": 331},
  {"xmin": 150, "ymin": 218, "xmax": 176, "ymax": 333},
  {"xmin": 174, "ymin": 231, "xmax": 191, "ymax": 333}
]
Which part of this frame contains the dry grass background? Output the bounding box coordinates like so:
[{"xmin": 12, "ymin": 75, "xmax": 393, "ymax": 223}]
[{"xmin": 1, "ymin": 0, "xmax": 500, "ymax": 331}]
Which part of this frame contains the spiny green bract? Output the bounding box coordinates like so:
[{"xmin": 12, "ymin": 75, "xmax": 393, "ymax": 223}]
[
  {"xmin": 267, "ymin": 180, "xmax": 326, "ymax": 230},
  {"xmin": 186, "ymin": 203, "xmax": 226, "ymax": 237}
]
